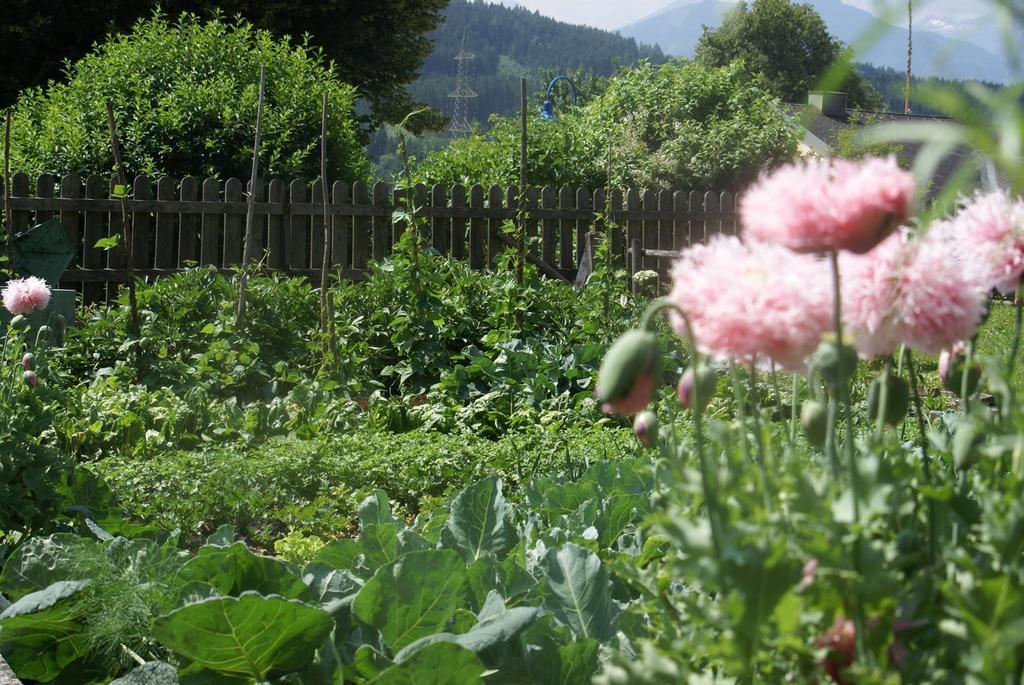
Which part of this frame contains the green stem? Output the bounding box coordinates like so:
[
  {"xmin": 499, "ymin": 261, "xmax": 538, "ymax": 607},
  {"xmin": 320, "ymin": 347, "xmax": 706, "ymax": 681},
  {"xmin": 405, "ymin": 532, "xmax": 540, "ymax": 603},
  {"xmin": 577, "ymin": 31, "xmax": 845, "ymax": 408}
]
[
  {"xmin": 961, "ymin": 339, "xmax": 975, "ymax": 412},
  {"xmin": 729, "ymin": 362, "xmax": 753, "ymax": 465},
  {"xmin": 829, "ymin": 250, "xmax": 866, "ymax": 661},
  {"xmin": 747, "ymin": 360, "xmax": 774, "ymax": 512},
  {"xmin": 1008, "ymin": 282, "xmax": 1024, "ymax": 381},
  {"xmin": 642, "ymin": 299, "xmax": 723, "ymax": 561},
  {"xmin": 906, "ymin": 351, "xmax": 938, "ymax": 566},
  {"xmin": 789, "ymin": 373, "xmax": 799, "ymax": 446},
  {"xmin": 874, "ymin": 359, "xmax": 892, "ymax": 441}
]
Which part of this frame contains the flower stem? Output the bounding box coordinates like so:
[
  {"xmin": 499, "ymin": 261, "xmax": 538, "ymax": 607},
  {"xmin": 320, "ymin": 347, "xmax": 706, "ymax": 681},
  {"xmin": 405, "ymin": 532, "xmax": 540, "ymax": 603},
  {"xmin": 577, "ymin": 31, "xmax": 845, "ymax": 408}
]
[
  {"xmin": 906, "ymin": 351, "xmax": 939, "ymax": 567},
  {"xmin": 789, "ymin": 374, "xmax": 799, "ymax": 446},
  {"xmin": 829, "ymin": 250, "xmax": 867, "ymax": 661},
  {"xmin": 748, "ymin": 360, "xmax": 774, "ymax": 512},
  {"xmin": 642, "ymin": 299, "xmax": 723, "ymax": 561},
  {"xmin": 1008, "ymin": 282, "xmax": 1024, "ymax": 381},
  {"xmin": 729, "ymin": 362, "xmax": 753, "ymax": 465}
]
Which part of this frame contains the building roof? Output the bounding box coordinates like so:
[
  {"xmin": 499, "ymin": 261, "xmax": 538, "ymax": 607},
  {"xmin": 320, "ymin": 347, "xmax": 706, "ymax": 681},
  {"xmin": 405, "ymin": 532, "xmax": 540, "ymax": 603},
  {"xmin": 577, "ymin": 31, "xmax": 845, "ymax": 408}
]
[{"xmin": 780, "ymin": 102, "xmax": 1000, "ymax": 198}]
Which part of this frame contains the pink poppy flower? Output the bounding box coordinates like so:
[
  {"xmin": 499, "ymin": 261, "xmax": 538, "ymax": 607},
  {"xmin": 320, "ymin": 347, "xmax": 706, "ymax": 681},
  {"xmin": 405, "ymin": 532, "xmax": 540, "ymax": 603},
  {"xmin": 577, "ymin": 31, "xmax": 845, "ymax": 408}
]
[
  {"xmin": 741, "ymin": 156, "xmax": 914, "ymax": 254},
  {"xmin": 2, "ymin": 276, "xmax": 51, "ymax": 316}
]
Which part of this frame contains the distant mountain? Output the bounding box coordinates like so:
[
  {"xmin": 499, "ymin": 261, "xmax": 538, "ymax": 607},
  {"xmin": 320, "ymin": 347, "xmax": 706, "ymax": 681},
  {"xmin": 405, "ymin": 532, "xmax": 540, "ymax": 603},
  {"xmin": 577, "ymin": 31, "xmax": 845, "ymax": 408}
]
[{"xmin": 619, "ymin": 0, "xmax": 1014, "ymax": 83}]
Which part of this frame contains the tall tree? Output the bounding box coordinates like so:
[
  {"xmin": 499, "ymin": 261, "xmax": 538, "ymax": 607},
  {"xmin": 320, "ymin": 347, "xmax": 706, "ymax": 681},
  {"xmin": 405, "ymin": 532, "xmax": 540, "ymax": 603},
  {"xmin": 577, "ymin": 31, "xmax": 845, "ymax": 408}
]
[
  {"xmin": 0, "ymin": 0, "xmax": 448, "ymax": 131},
  {"xmin": 694, "ymin": 0, "xmax": 882, "ymax": 109}
]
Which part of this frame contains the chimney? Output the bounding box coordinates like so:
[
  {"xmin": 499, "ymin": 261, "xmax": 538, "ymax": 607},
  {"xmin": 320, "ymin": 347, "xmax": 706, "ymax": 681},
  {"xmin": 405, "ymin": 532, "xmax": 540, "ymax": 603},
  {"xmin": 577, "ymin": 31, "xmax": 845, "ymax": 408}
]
[{"xmin": 808, "ymin": 91, "xmax": 848, "ymax": 117}]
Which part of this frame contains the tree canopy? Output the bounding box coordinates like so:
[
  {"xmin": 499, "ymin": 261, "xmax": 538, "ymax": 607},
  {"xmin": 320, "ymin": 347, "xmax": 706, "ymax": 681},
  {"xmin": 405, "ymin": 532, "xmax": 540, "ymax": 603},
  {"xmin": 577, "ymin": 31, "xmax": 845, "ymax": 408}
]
[
  {"xmin": 0, "ymin": 0, "xmax": 448, "ymax": 130},
  {"xmin": 694, "ymin": 0, "xmax": 882, "ymax": 109},
  {"xmin": 7, "ymin": 15, "xmax": 370, "ymax": 181},
  {"xmin": 411, "ymin": 60, "xmax": 798, "ymax": 191}
]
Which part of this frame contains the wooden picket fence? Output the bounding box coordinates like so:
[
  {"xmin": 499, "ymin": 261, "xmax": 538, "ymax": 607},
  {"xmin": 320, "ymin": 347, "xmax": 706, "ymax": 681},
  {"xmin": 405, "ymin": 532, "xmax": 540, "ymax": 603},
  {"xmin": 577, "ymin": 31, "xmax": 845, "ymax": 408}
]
[{"xmin": 2, "ymin": 173, "xmax": 738, "ymax": 303}]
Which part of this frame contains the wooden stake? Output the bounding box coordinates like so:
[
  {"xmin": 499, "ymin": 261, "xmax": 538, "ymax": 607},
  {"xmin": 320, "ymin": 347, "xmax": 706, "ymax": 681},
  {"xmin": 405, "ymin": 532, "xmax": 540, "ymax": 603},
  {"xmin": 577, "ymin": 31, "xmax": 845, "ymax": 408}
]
[
  {"xmin": 3, "ymin": 110, "xmax": 11, "ymax": 266},
  {"xmin": 904, "ymin": 0, "xmax": 913, "ymax": 114},
  {"xmin": 518, "ymin": 76, "xmax": 527, "ymax": 284},
  {"xmin": 237, "ymin": 65, "xmax": 266, "ymax": 326},
  {"xmin": 318, "ymin": 90, "xmax": 335, "ymax": 351},
  {"xmin": 105, "ymin": 100, "xmax": 139, "ymax": 334}
]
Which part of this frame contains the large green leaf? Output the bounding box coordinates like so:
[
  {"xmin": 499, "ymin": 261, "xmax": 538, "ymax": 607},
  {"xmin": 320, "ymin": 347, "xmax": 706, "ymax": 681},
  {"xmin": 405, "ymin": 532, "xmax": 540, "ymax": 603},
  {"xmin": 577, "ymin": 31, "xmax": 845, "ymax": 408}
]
[
  {"xmin": 358, "ymin": 523, "xmax": 401, "ymax": 573},
  {"xmin": 441, "ymin": 477, "xmax": 518, "ymax": 562},
  {"xmin": 109, "ymin": 661, "xmax": 179, "ymax": 684},
  {"xmin": 176, "ymin": 542, "xmax": 311, "ymax": 600},
  {"xmin": 540, "ymin": 543, "xmax": 617, "ymax": 641},
  {"xmin": 358, "ymin": 490, "xmax": 395, "ymax": 527},
  {"xmin": 314, "ymin": 538, "xmax": 360, "ymax": 571},
  {"xmin": 371, "ymin": 642, "xmax": 485, "ymax": 685},
  {"xmin": 0, "ymin": 580, "xmax": 91, "ymax": 681},
  {"xmin": 0, "ymin": 534, "xmax": 99, "ymax": 601},
  {"xmin": 352, "ymin": 549, "xmax": 467, "ymax": 651},
  {"xmin": 152, "ymin": 591, "xmax": 333, "ymax": 681},
  {"xmin": 393, "ymin": 605, "xmax": 542, "ymax": 662}
]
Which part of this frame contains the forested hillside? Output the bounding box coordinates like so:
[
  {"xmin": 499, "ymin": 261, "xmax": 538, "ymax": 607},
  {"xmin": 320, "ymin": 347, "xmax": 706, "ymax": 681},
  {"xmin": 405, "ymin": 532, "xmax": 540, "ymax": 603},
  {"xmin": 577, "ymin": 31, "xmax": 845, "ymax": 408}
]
[
  {"xmin": 855, "ymin": 63, "xmax": 1003, "ymax": 116},
  {"xmin": 412, "ymin": 0, "xmax": 664, "ymax": 126}
]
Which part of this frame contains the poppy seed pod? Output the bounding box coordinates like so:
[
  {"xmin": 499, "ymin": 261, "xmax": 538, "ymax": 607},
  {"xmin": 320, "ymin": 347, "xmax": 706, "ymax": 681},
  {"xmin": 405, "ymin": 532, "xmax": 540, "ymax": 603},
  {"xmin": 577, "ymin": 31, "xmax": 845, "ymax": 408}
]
[
  {"xmin": 21, "ymin": 353, "xmax": 34, "ymax": 371},
  {"xmin": 633, "ymin": 411, "xmax": 659, "ymax": 448},
  {"xmin": 50, "ymin": 313, "xmax": 68, "ymax": 338},
  {"xmin": 596, "ymin": 330, "xmax": 660, "ymax": 416},
  {"xmin": 677, "ymin": 364, "xmax": 716, "ymax": 411},
  {"xmin": 867, "ymin": 374, "xmax": 910, "ymax": 425},
  {"xmin": 812, "ymin": 339, "xmax": 859, "ymax": 388},
  {"xmin": 9, "ymin": 315, "xmax": 27, "ymax": 330},
  {"xmin": 938, "ymin": 348, "xmax": 981, "ymax": 397},
  {"xmin": 801, "ymin": 401, "xmax": 829, "ymax": 448},
  {"xmin": 23, "ymin": 370, "xmax": 38, "ymax": 387}
]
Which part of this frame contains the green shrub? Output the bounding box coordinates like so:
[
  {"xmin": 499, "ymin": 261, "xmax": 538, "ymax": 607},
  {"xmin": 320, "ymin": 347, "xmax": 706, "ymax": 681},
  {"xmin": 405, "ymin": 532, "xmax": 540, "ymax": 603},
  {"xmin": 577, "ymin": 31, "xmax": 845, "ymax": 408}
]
[
  {"xmin": 89, "ymin": 426, "xmax": 638, "ymax": 550},
  {"xmin": 8, "ymin": 13, "xmax": 370, "ymax": 180},
  {"xmin": 412, "ymin": 59, "xmax": 797, "ymax": 190}
]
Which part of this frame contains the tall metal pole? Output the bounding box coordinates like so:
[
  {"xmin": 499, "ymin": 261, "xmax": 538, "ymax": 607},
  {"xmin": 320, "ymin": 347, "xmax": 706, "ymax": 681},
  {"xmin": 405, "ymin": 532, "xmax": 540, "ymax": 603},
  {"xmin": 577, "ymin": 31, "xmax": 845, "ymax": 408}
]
[
  {"xmin": 904, "ymin": 0, "xmax": 913, "ymax": 114},
  {"xmin": 3, "ymin": 111, "xmax": 11, "ymax": 265}
]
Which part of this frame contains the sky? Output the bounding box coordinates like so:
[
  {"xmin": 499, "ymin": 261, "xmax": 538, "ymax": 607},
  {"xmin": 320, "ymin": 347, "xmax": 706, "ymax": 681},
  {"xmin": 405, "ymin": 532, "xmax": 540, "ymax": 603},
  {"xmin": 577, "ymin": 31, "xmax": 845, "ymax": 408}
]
[{"xmin": 495, "ymin": 0, "xmax": 994, "ymax": 30}]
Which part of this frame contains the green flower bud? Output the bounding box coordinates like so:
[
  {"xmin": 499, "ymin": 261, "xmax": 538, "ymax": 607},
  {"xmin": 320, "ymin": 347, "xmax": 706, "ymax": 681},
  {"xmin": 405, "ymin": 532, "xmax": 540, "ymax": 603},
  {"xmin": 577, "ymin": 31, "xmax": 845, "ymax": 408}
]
[
  {"xmin": 801, "ymin": 401, "xmax": 829, "ymax": 447},
  {"xmin": 596, "ymin": 330, "xmax": 660, "ymax": 415},
  {"xmin": 953, "ymin": 420, "xmax": 983, "ymax": 471},
  {"xmin": 677, "ymin": 364, "xmax": 716, "ymax": 411},
  {"xmin": 9, "ymin": 314, "xmax": 27, "ymax": 330},
  {"xmin": 633, "ymin": 411, "xmax": 659, "ymax": 448},
  {"xmin": 867, "ymin": 374, "xmax": 910, "ymax": 425}
]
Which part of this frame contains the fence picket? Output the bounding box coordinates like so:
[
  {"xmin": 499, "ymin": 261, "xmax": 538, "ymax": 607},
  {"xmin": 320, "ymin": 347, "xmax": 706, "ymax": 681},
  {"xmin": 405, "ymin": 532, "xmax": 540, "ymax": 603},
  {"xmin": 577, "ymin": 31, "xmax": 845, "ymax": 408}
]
[
  {"xmin": 132, "ymin": 175, "xmax": 153, "ymax": 269},
  {"xmin": 469, "ymin": 185, "xmax": 484, "ymax": 270},
  {"xmin": 432, "ymin": 184, "xmax": 448, "ymax": 254},
  {"xmin": 178, "ymin": 177, "xmax": 198, "ymax": 267},
  {"xmin": 625, "ymin": 189, "xmax": 641, "ymax": 281},
  {"xmin": 200, "ymin": 178, "xmax": 220, "ymax": 267},
  {"xmin": 106, "ymin": 177, "xmax": 125, "ymax": 301},
  {"xmin": 372, "ymin": 181, "xmax": 389, "ymax": 261},
  {"xmin": 10, "ymin": 173, "xmax": 30, "ymax": 235},
  {"xmin": 487, "ymin": 185, "xmax": 502, "ymax": 267},
  {"xmin": 34, "ymin": 174, "xmax": 56, "ymax": 224},
  {"xmin": 558, "ymin": 186, "xmax": 573, "ymax": 271},
  {"xmin": 289, "ymin": 179, "xmax": 309, "ymax": 270},
  {"xmin": 81, "ymin": 176, "xmax": 105, "ymax": 302},
  {"xmin": 451, "ymin": 184, "xmax": 467, "ymax": 260},
  {"xmin": 58, "ymin": 175, "xmax": 82, "ymax": 289},
  {"xmin": 642, "ymin": 189, "xmax": 658, "ymax": 271},
  {"xmin": 267, "ymin": 179, "xmax": 286, "ymax": 269},
  {"xmin": 351, "ymin": 181, "xmax": 369, "ymax": 271},
  {"xmin": 310, "ymin": 179, "xmax": 325, "ymax": 270},
  {"xmin": 332, "ymin": 181, "xmax": 349, "ymax": 268},
  {"xmin": 222, "ymin": 178, "xmax": 244, "ymax": 266},
  {"xmin": 575, "ymin": 187, "xmax": 590, "ymax": 266},
  {"xmin": 541, "ymin": 186, "xmax": 556, "ymax": 267},
  {"xmin": 657, "ymin": 189, "xmax": 673, "ymax": 273},
  {"xmin": 154, "ymin": 177, "xmax": 176, "ymax": 270},
  {"xmin": 704, "ymin": 191, "xmax": 721, "ymax": 240}
]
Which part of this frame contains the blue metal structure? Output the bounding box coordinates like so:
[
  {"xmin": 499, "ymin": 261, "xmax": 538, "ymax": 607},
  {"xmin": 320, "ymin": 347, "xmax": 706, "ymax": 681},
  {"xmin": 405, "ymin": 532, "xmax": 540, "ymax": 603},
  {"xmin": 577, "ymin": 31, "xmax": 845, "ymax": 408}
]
[{"xmin": 540, "ymin": 76, "xmax": 579, "ymax": 122}]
